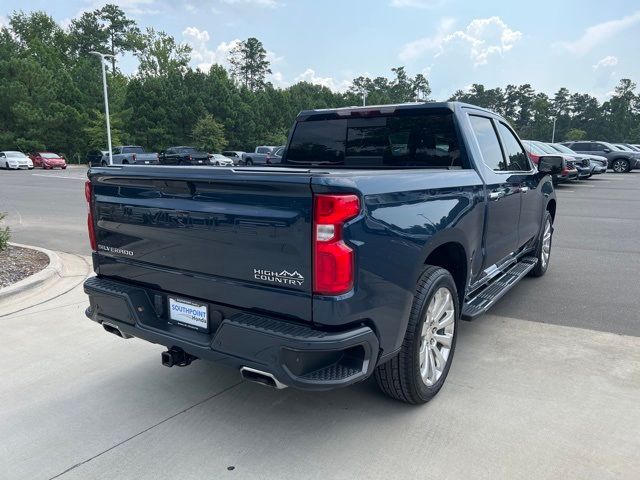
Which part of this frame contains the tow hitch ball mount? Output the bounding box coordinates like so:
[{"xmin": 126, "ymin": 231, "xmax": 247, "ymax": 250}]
[{"xmin": 161, "ymin": 347, "xmax": 197, "ymax": 367}]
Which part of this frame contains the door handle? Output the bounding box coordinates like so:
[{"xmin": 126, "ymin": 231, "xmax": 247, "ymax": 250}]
[
  {"xmin": 520, "ymin": 186, "xmax": 529, "ymax": 193},
  {"xmin": 489, "ymin": 190, "xmax": 505, "ymax": 200}
]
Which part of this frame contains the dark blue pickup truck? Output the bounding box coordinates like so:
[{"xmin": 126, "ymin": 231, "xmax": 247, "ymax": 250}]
[{"xmin": 83, "ymin": 102, "xmax": 562, "ymax": 404}]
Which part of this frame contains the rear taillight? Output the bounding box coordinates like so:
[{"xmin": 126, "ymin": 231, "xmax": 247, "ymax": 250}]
[
  {"xmin": 85, "ymin": 180, "xmax": 97, "ymax": 251},
  {"xmin": 313, "ymin": 194, "xmax": 360, "ymax": 296}
]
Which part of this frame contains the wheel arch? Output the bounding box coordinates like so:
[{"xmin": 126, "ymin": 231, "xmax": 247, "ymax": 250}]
[
  {"xmin": 546, "ymin": 198, "xmax": 556, "ymax": 222},
  {"xmin": 423, "ymin": 240, "xmax": 468, "ymax": 307}
]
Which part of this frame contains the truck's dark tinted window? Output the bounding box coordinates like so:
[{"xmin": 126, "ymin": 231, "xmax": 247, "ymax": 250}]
[
  {"xmin": 497, "ymin": 122, "xmax": 530, "ymax": 171},
  {"xmin": 469, "ymin": 115, "xmax": 506, "ymax": 171},
  {"xmin": 123, "ymin": 147, "xmax": 145, "ymax": 154},
  {"xmin": 284, "ymin": 112, "xmax": 464, "ymax": 168}
]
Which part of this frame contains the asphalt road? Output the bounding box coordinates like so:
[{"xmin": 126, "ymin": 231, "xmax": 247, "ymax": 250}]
[
  {"xmin": 0, "ymin": 167, "xmax": 89, "ymax": 254},
  {"xmin": 1, "ymin": 166, "xmax": 638, "ymax": 336}
]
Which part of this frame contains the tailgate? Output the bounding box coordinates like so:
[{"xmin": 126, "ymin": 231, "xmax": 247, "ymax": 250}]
[
  {"xmin": 90, "ymin": 167, "xmax": 313, "ymax": 321},
  {"xmin": 134, "ymin": 154, "xmax": 158, "ymax": 164}
]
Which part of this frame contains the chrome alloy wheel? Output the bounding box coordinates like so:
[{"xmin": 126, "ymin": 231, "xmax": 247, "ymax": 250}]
[
  {"xmin": 419, "ymin": 287, "xmax": 455, "ymax": 386},
  {"xmin": 541, "ymin": 219, "xmax": 552, "ymax": 268},
  {"xmin": 612, "ymin": 159, "xmax": 627, "ymax": 173}
]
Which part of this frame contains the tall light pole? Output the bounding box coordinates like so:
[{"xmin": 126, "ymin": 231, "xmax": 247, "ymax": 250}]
[
  {"xmin": 90, "ymin": 51, "xmax": 115, "ymax": 166},
  {"xmin": 551, "ymin": 117, "xmax": 557, "ymax": 143},
  {"xmin": 361, "ymin": 89, "xmax": 367, "ymax": 107}
]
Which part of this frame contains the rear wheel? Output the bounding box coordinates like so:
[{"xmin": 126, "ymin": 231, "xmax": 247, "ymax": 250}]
[
  {"xmin": 100, "ymin": 160, "xmax": 107, "ymax": 167},
  {"xmin": 375, "ymin": 266, "xmax": 459, "ymax": 404},
  {"xmin": 245, "ymin": 159, "xmax": 253, "ymax": 166},
  {"xmin": 612, "ymin": 159, "xmax": 630, "ymax": 173},
  {"xmin": 529, "ymin": 211, "xmax": 553, "ymax": 277}
]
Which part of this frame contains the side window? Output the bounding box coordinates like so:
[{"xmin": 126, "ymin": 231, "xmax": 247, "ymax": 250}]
[
  {"xmin": 573, "ymin": 142, "xmax": 591, "ymax": 151},
  {"xmin": 497, "ymin": 122, "xmax": 530, "ymax": 171},
  {"xmin": 469, "ymin": 115, "xmax": 506, "ymax": 171},
  {"xmin": 593, "ymin": 143, "xmax": 607, "ymax": 151},
  {"xmin": 112, "ymin": 147, "xmax": 121, "ymax": 155},
  {"xmin": 256, "ymin": 147, "xmax": 268, "ymax": 154}
]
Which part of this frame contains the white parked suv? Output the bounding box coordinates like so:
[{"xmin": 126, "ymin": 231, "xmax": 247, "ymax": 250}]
[{"xmin": 0, "ymin": 151, "xmax": 34, "ymax": 170}]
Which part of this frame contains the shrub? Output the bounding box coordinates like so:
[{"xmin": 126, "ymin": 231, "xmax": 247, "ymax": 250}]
[{"xmin": 0, "ymin": 212, "xmax": 10, "ymax": 251}]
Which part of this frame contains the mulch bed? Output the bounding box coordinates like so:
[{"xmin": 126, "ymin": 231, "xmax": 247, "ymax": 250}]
[{"xmin": 0, "ymin": 245, "xmax": 50, "ymax": 289}]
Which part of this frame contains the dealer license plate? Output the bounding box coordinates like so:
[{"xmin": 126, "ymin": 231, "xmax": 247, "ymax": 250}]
[{"xmin": 168, "ymin": 297, "xmax": 208, "ymax": 331}]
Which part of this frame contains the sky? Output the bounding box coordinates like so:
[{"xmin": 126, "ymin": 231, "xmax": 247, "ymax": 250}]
[{"xmin": 2, "ymin": 0, "xmax": 640, "ymax": 101}]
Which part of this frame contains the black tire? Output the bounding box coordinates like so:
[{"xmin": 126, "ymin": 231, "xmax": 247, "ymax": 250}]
[
  {"xmin": 612, "ymin": 158, "xmax": 630, "ymax": 173},
  {"xmin": 375, "ymin": 266, "xmax": 459, "ymax": 404},
  {"xmin": 101, "ymin": 160, "xmax": 107, "ymax": 167},
  {"xmin": 245, "ymin": 159, "xmax": 253, "ymax": 166},
  {"xmin": 529, "ymin": 211, "xmax": 553, "ymax": 277}
]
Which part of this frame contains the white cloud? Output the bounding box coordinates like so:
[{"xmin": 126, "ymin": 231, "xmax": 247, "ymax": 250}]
[
  {"xmin": 182, "ymin": 27, "xmax": 283, "ymax": 73},
  {"xmin": 269, "ymin": 71, "xmax": 287, "ymax": 87},
  {"xmin": 221, "ymin": 0, "xmax": 281, "ymax": 8},
  {"xmin": 294, "ymin": 68, "xmax": 352, "ymax": 92},
  {"xmin": 390, "ymin": 0, "xmax": 445, "ymax": 8},
  {"xmin": 400, "ymin": 16, "xmax": 521, "ymax": 66},
  {"xmin": 559, "ymin": 11, "xmax": 640, "ymax": 56},
  {"xmin": 592, "ymin": 55, "xmax": 618, "ymax": 70},
  {"xmin": 399, "ymin": 17, "xmax": 455, "ymax": 61},
  {"xmin": 183, "ymin": 27, "xmax": 240, "ymax": 71}
]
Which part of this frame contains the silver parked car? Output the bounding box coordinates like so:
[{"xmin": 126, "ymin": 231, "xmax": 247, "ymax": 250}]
[
  {"xmin": 221, "ymin": 151, "xmax": 245, "ymax": 165},
  {"xmin": 209, "ymin": 154, "xmax": 234, "ymax": 166}
]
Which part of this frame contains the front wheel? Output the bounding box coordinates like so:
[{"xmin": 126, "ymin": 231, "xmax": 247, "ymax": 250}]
[
  {"xmin": 245, "ymin": 159, "xmax": 253, "ymax": 166},
  {"xmin": 612, "ymin": 159, "xmax": 630, "ymax": 173},
  {"xmin": 529, "ymin": 211, "xmax": 553, "ymax": 277},
  {"xmin": 375, "ymin": 266, "xmax": 459, "ymax": 404}
]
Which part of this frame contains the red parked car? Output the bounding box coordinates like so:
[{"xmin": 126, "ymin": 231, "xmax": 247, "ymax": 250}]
[
  {"xmin": 522, "ymin": 141, "xmax": 577, "ymax": 185},
  {"xmin": 30, "ymin": 152, "xmax": 67, "ymax": 169}
]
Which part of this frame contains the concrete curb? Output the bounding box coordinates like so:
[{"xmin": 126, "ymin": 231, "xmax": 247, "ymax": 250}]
[{"xmin": 0, "ymin": 243, "xmax": 63, "ymax": 300}]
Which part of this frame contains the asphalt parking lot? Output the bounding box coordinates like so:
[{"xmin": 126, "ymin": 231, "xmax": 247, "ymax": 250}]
[{"xmin": 1, "ymin": 168, "xmax": 639, "ymax": 479}]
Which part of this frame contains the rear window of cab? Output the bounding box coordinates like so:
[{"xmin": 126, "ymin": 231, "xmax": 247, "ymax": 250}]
[{"xmin": 283, "ymin": 111, "xmax": 467, "ymax": 169}]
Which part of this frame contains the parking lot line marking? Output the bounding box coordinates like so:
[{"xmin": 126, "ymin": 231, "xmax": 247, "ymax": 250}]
[{"xmin": 31, "ymin": 174, "xmax": 85, "ymax": 180}]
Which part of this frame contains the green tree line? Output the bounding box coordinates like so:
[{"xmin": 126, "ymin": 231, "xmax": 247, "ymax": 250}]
[{"xmin": 1, "ymin": 6, "xmax": 638, "ymax": 162}]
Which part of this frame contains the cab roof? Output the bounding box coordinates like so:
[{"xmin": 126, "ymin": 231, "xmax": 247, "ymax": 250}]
[{"xmin": 296, "ymin": 101, "xmax": 498, "ymax": 121}]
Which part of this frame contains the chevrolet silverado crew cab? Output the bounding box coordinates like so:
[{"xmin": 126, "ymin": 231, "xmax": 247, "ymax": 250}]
[{"xmin": 83, "ymin": 102, "xmax": 561, "ymax": 404}]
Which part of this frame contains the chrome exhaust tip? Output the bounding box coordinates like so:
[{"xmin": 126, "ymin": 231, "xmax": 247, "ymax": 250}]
[
  {"xmin": 240, "ymin": 366, "xmax": 287, "ymax": 389},
  {"xmin": 102, "ymin": 322, "xmax": 132, "ymax": 339}
]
